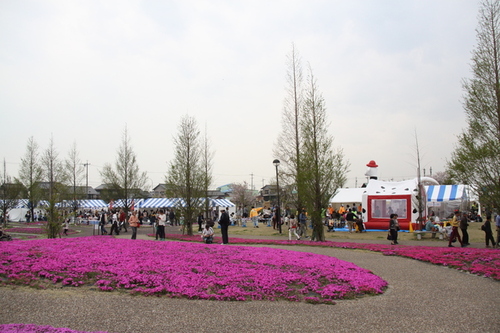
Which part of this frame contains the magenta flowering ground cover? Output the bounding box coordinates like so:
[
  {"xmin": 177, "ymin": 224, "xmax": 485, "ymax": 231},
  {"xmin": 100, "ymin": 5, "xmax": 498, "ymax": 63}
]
[
  {"xmin": 0, "ymin": 323, "xmax": 109, "ymax": 333},
  {"xmin": 163, "ymin": 234, "xmax": 500, "ymax": 280},
  {"xmin": 0, "ymin": 237, "xmax": 387, "ymax": 304}
]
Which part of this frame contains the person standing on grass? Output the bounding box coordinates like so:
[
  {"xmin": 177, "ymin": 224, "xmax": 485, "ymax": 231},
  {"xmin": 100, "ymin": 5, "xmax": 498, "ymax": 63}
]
[
  {"xmin": 298, "ymin": 209, "xmax": 308, "ymax": 238},
  {"xmin": 460, "ymin": 212, "xmax": 470, "ymax": 246},
  {"xmin": 448, "ymin": 211, "xmax": 464, "ymax": 247},
  {"xmin": 388, "ymin": 213, "xmax": 399, "ymax": 245},
  {"xmin": 250, "ymin": 206, "xmax": 259, "ymax": 228},
  {"xmin": 219, "ymin": 209, "xmax": 230, "ymax": 245},
  {"xmin": 197, "ymin": 212, "xmax": 205, "ymax": 232},
  {"xmin": 128, "ymin": 211, "xmax": 140, "ymax": 240},
  {"xmin": 157, "ymin": 209, "xmax": 167, "ymax": 241},
  {"xmin": 481, "ymin": 215, "xmax": 496, "ymax": 248},
  {"xmin": 496, "ymin": 213, "xmax": 500, "ymax": 247}
]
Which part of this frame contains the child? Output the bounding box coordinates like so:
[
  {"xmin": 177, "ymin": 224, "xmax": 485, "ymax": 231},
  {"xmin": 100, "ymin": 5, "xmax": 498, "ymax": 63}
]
[
  {"xmin": 288, "ymin": 214, "xmax": 300, "ymax": 241},
  {"xmin": 201, "ymin": 224, "xmax": 214, "ymax": 244},
  {"xmin": 481, "ymin": 215, "xmax": 496, "ymax": 248},
  {"xmin": 63, "ymin": 219, "xmax": 69, "ymax": 236}
]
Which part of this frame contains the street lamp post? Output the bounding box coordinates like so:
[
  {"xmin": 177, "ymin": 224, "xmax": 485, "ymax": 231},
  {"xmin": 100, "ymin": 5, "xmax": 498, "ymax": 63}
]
[{"xmin": 273, "ymin": 159, "xmax": 282, "ymax": 234}]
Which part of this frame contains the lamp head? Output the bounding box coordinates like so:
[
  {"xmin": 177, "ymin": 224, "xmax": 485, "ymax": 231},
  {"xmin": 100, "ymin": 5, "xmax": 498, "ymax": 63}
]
[{"xmin": 273, "ymin": 159, "xmax": 280, "ymax": 167}]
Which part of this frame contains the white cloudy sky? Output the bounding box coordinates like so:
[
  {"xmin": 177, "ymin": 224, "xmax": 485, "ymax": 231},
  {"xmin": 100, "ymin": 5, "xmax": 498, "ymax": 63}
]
[{"xmin": 0, "ymin": 0, "xmax": 480, "ymax": 191}]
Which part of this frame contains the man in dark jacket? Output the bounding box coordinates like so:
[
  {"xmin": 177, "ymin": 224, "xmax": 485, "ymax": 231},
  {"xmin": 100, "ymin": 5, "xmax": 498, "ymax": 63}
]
[
  {"xmin": 460, "ymin": 212, "xmax": 470, "ymax": 246},
  {"xmin": 219, "ymin": 209, "xmax": 230, "ymax": 245}
]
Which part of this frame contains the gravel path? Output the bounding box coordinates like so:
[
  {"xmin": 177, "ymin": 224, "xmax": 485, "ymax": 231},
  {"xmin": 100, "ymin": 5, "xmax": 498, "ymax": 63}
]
[{"xmin": 1, "ymin": 239, "xmax": 499, "ymax": 333}]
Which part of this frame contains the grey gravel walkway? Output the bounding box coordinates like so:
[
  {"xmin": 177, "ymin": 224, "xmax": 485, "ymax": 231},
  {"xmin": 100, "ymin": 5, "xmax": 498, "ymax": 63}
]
[{"xmin": 1, "ymin": 238, "xmax": 499, "ymax": 333}]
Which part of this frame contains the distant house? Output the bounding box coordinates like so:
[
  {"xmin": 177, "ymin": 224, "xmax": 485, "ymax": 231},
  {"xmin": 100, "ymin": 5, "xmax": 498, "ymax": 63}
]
[{"xmin": 260, "ymin": 184, "xmax": 278, "ymax": 203}]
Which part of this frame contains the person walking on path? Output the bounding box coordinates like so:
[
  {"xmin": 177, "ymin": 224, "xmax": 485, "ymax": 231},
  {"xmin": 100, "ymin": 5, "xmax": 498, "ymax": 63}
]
[
  {"xmin": 99, "ymin": 211, "xmax": 108, "ymax": 235},
  {"xmin": 460, "ymin": 212, "xmax": 470, "ymax": 246},
  {"xmin": 288, "ymin": 214, "xmax": 300, "ymax": 241},
  {"xmin": 481, "ymin": 215, "xmax": 496, "ymax": 248},
  {"xmin": 157, "ymin": 209, "xmax": 167, "ymax": 241},
  {"xmin": 448, "ymin": 211, "xmax": 464, "ymax": 247},
  {"xmin": 388, "ymin": 213, "xmax": 399, "ymax": 245},
  {"xmin": 219, "ymin": 209, "xmax": 230, "ymax": 245},
  {"xmin": 109, "ymin": 211, "xmax": 120, "ymax": 236},
  {"xmin": 298, "ymin": 209, "xmax": 308, "ymax": 238},
  {"xmin": 118, "ymin": 209, "xmax": 127, "ymax": 233},
  {"xmin": 128, "ymin": 211, "xmax": 140, "ymax": 240},
  {"xmin": 62, "ymin": 219, "xmax": 69, "ymax": 236}
]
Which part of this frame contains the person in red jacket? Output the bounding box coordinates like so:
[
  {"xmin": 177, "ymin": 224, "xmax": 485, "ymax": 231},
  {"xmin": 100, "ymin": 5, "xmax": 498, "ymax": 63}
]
[{"xmin": 119, "ymin": 209, "xmax": 127, "ymax": 233}]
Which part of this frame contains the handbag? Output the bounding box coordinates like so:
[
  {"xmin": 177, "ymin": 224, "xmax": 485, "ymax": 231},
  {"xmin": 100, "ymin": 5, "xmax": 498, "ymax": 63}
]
[{"xmin": 387, "ymin": 232, "xmax": 393, "ymax": 240}]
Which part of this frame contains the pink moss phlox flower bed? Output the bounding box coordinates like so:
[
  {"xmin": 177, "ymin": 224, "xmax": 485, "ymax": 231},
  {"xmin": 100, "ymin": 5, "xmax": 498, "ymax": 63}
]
[
  {"xmin": 5, "ymin": 228, "xmax": 78, "ymax": 236},
  {"xmin": 162, "ymin": 233, "xmax": 500, "ymax": 280},
  {"xmin": 0, "ymin": 237, "xmax": 386, "ymax": 304},
  {"xmin": 5, "ymin": 228, "xmax": 47, "ymax": 234},
  {"xmin": 0, "ymin": 323, "xmax": 109, "ymax": 333}
]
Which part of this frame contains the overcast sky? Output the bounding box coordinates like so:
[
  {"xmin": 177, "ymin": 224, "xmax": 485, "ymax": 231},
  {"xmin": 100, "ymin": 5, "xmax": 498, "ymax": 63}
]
[{"xmin": 0, "ymin": 0, "xmax": 480, "ymax": 191}]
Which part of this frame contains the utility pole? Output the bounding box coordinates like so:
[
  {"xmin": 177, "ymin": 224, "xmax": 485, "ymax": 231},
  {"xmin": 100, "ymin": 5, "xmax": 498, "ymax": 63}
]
[
  {"xmin": 83, "ymin": 161, "xmax": 90, "ymax": 199},
  {"xmin": 250, "ymin": 173, "xmax": 254, "ymax": 191}
]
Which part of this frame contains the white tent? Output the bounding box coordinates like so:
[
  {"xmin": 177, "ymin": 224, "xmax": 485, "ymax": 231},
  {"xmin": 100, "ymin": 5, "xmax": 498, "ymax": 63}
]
[{"xmin": 329, "ymin": 188, "xmax": 366, "ymax": 208}]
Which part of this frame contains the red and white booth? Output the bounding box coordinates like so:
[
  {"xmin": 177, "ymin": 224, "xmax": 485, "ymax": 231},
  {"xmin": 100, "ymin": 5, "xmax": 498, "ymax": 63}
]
[{"xmin": 362, "ymin": 178, "xmax": 437, "ymax": 230}]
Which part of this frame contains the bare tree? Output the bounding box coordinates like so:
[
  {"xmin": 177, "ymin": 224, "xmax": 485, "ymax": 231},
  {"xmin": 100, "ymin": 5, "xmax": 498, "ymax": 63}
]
[
  {"xmin": 100, "ymin": 127, "xmax": 148, "ymax": 215},
  {"xmin": 16, "ymin": 136, "xmax": 44, "ymax": 222},
  {"xmin": 201, "ymin": 123, "xmax": 214, "ymax": 221},
  {"xmin": 166, "ymin": 115, "xmax": 206, "ymax": 235},
  {"xmin": 231, "ymin": 182, "xmax": 254, "ymax": 216},
  {"xmin": 274, "ymin": 43, "xmax": 305, "ymax": 213},
  {"xmin": 300, "ymin": 65, "xmax": 349, "ymax": 241},
  {"xmin": 1, "ymin": 159, "xmax": 22, "ymax": 227},
  {"xmin": 65, "ymin": 141, "xmax": 85, "ymax": 213},
  {"xmin": 42, "ymin": 135, "xmax": 67, "ymax": 238}
]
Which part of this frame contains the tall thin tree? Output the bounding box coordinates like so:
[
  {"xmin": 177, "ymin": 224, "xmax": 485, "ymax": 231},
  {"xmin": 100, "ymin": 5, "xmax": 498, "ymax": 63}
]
[
  {"xmin": 42, "ymin": 135, "xmax": 67, "ymax": 238},
  {"xmin": 166, "ymin": 115, "xmax": 206, "ymax": 236},
  {"xmin": 65, "ymin": 141, "xmax": 85, "ymax": 214},
  {"xmin": 300, "ymin": 65, "xmax": 349, "ymax": 241},
  {"xmin": 16, "ymin": 136, "xmax": 43, "ymax": 222},
  {"xmin": 274, "ymin": 43, "xmax": 305, "ymax": 213},
  {"xmin": 100, "ymin": 127, "xmax": 148, "ymax": 215}
]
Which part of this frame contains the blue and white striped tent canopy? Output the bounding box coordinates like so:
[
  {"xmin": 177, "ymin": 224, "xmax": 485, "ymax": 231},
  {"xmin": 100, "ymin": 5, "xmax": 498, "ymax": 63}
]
[
  {"xmin": 211, "ymin": 198, "xmax": 235, "ymax": 207},
  {"xmin": 56, "ymin": 200, "xmax": 108, "ymax": 209},
  {"xmin": 110, "ymin": 199, "xmax": 144, "ymax": 208},
  {"xmin": 13, "ymin": 199, "xmax": 49, "ymax": 208},
  {"xmin": 138, "ymin": 197, "xmax": 235, "ymax": 209},
  {"xmin": 426, "ymin": 185, "xmax": 467, "ymax": 202},
  {"xmin": 139, "ymin": 198, "xmax": 186, "ymax": 208}
]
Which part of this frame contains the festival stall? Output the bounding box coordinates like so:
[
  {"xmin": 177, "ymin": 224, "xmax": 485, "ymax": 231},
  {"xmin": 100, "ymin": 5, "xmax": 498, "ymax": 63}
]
[
  {"xmin": 329, "ymin": 188, "xmax": 366, "ymax": 209},
  {"xmin": 362, "ymin": 178, "xmax": 437, "ymax": 230},
  {"xmin": 425, "ymin": 185, "xmax": 472, "ymax": 219}
]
